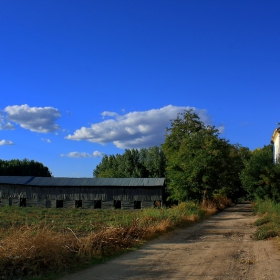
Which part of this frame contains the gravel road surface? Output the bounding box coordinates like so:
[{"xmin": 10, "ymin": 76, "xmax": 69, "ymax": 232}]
[{"xmin": 59, "ymin": 203, "xmax": 280, "ymax": 280}]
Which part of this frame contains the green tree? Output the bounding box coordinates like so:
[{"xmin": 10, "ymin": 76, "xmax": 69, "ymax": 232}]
[
  {"xmin": 162, "ymin": 109, "xmax": 246, "ymax": 202},
  {"xmin": 93, "ymin": 146, "xmax": 166, "ymax": 178},
  {"xmin": 0, "ymin": 158, "xmax": 52, "ymax": 177},
  {"xmin": 240, "ymin": 145, "xmax": 280, "ymax": 201},
  {"xmin": 221, "ymin": 144, "xmax": 251, "ymax": 201},
  {"xmin": 140, "ymin": 146, "xmax": 166, "ymax": 178}
]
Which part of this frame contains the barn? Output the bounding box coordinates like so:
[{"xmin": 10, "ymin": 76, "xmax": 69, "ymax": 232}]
[{"xmin": 0, "ymin": 176, "xmax": 165, "ymax": 209}]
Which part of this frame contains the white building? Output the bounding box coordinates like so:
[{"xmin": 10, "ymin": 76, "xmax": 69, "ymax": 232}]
[{"xmin": 271, "ymin": 128, "xmax": 280, "ymax": 163}]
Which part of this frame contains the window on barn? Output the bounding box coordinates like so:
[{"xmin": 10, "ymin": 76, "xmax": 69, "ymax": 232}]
[
  {"xmin": 75, "ymin": 200, "xmax": 82, "ymax": 208},
  {"xmin": 56, "ymin": 200, "xmax": 63, "ymax": 208},
  {"xmin": 20, "ymin": 198, "xmax": 26, "ymax": 207},
  {"xmin": 154, "ymin": 200, "xmax": 162, "ymax": 208},
  {"xmin": 9, "ymin": 197, "xmax": 12, "ymax": 206},
  {"xmin": 93, "ymin": 200, "xmax": 101, "ymax": 209},
  {"xmin": 134, "ymin": 201, "xmax": 141, "ymax": 209},
  {"xmin": 114, "ymin": 200, "xmax": 121, "ymax": 209}
]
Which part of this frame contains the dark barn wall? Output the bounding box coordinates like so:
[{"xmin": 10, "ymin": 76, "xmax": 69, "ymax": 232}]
[{"xmin": 0, "ymin": 184, "xmax": 163, "ymax": 209}]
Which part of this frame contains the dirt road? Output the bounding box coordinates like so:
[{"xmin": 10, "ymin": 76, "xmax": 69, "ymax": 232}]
[{"xmin": 60, "ymin": 203, "xmax": 280, "ymax": 280}]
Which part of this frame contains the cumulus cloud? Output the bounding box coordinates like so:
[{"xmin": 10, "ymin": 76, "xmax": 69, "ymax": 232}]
[
  {"xmin": 0, "ymin": 140, "xmax": 14, "ymax": 146},
  {"xmin": 4, "ymin": 104, "xmax": 61, "ymax": 133},
  {"xmin": 61, "ymin": 151, "xmax": 105, "ymax": 158},
  {"xmin": 0, "ymin": 111, "xmax": 15, "ymax": 130},
  {"xmin": 66, "ymin": 105, "xmax": 214, "ymax": 149},
  {"xmin": 0, "ymin": 122, "xmax": 15, "ymax": 130}
]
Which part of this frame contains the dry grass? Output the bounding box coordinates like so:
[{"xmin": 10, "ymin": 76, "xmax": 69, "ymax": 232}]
[
  {"xmin": 0, "ymin": 202, "xmax": 217, "ymax": 279},
  {"xmin": 201, "ymin": 195, "xmax": 233, "ymax": 213},
  {"xmin": 0, "ymin": 226, "xmax": 73, "ymax": 278},
  {"xmin": 0, "ymin": 221, "xmax": 175, "ymax": 279}
]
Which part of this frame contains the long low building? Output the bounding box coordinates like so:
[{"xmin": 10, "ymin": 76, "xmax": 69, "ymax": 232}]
[{"xmin": 0, "ymin": 176, "xmax": 165, "ymax": 209}]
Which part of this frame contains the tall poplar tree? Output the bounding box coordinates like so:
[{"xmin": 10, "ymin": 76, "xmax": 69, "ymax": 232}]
[{"xmin": 93, "ymin": 146, "xmax": 166, "ymax": 178}]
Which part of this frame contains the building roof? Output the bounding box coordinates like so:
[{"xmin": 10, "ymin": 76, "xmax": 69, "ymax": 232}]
[
  {"xmin": 0, "ymin": 176, "xmax": 34, "ymax": 185},
  {"xmin": 0, "ymin": 176, "xmax": 165, "ymax": 187}
]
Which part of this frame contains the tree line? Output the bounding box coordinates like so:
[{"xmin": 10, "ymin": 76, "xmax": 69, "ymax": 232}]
[
  {"xmin": 94, "ymin": 109, "xmax": 280, "ymax": 203},
  {"xmin": 93, "ymin": 146, "xmax": 166, "ymax": 178},
  {"xmin": 0, "ymin": 159, "xmax": 52, "ymax": 177}
]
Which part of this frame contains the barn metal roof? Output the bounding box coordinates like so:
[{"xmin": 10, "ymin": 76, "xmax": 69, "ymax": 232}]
[
  {"xmin": 0, "ymin": 176, "xmax": 34, "ymax": 185},
  {"xmin": 0, "ymin": 176, "xmax": 165, "ymax": 187}
]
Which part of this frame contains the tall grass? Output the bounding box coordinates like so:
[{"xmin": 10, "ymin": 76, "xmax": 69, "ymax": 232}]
[
  {"xmin": 253, "ymin": 199, "xmax": 280, "ymax": 240},
  {"xmin": 0, "ymin": 202, "xmax": 211, "ymax": 279}
]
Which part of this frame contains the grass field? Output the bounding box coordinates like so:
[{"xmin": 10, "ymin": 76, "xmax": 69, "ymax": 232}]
[{"xmin": 0, "ymin": 202, "xmax": 216, "ymax": 279}]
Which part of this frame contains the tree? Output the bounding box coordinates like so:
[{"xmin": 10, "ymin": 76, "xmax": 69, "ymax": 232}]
[
  {"xmin": 0, "ymin": 158, "xmax": 52, "ymax": 177},
  {"xmin": 139, "ymin": 146, "xmax": 166, "ymax": 178},
  {"xmin": 221, "ymin": 144, "xmax": 251, "ymax": 201},
  {"xmin": 240, "ymin": 145, "xmax": 280, "ymax": 201},
  {"xmin": 93, "ymin": 146, "xmax": 166, "ymax": 178},
  {"xmin": 162, "ymin": 109, "xmax": 247, "ymax": 202}
]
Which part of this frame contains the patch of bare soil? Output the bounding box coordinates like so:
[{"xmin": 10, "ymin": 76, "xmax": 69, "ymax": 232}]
[{"xmin": 59, "ymin": 204, "xmax": 280, "ymax": 280}]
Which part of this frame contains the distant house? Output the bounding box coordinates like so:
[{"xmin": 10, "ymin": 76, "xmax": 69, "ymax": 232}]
[
  {"xmin": 0, "ymin": 176, "xmax": 165, "ymax": 209},
  {"xmin": 271, "ymin": 127, "xmax": 280, "ymax": 163}
]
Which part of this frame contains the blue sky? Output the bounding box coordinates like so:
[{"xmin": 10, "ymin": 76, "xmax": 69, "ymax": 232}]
[{"xmin": 1, "ymin": 0, "xmax": 279, "ymax": 177}]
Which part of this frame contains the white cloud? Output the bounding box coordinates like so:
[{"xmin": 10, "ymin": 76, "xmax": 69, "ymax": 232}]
[
  {"xmin": 66, "ymin": 105, "xmax": 214, "ymax": 149},
  {"xmin": 0, "ymin": 111, "xmax": 15, "ymax": 130},
  {"xmin": 61, "ymin": 152, "xmax": 92, "ymax": 158},
  {"xmin": 61, "ymin": 151, "xmax": 106, "ymax": 158},
  {"xmin": 0, "ymin": 122, "xmax": 15, "ymax": 130},
  {"xmin": 93, "ymin": 151, "xmax": 106, "ymax": 157},
  {"xmin": 2, "ymin": 122, "xmax": 15, "ymax": 130},
  {"xmin": 101, "ymin": 111, "xmax": 119, "ymax": 118},
  {"xmin": 0, "ymin": 140, "xmax": 14, "ymax": 146},
  {"xmin": 218, "ymin": 125, "xmax": 225, "ymax": 134},
  {"xmin": 4, "ymin": 104, "xmax": 61, "ymax": 133}
]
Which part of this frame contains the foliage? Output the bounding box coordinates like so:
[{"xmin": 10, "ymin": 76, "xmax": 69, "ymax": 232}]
[
  {"xmin": 162, "ymin": 109, "xmax": 248, "ymax": 202},
  {"xmin": 93, "ymin": 146, "xmax": 166, "ymax": 178},
  {"xmin": 223, "ymin": 144, "xmax": 251, "ymax": 201},
  {"xmin": 240, "ymin": 145, "xmax": 280, "ymax": 201},
  {"xmin": 0, "ymin": 158, "xmax": 52, "ymax": 177}
]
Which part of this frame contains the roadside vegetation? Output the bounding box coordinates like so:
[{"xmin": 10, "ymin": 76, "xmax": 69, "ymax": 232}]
[
  {"xmin": 241, "ymin": 144, "xmax": 280, "ymax": 244},
  {"xmin": 0, "ymin": 199, "xmax": 230, "ymax": 279},
  {"xmin": 253, "ymin": 199, "xmax": 280, "ymax": 240}
]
